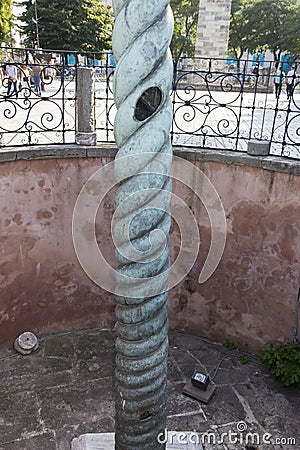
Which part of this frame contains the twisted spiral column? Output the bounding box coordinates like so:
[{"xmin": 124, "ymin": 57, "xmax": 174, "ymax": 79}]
[{"xmin": 112, "ymin": 1, "xmax": 174, "ymax": 449}]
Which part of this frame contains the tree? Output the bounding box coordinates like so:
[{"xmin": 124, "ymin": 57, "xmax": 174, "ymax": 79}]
[
  {"xmin": 287, "ymin": 16, "xmax": 300, "ymax": 60},
  {"xmin": 229, "ymin": 0, "xmax": 300, "ymax": 63},
  {"xmin": 0, "ymin": 0, "xmax": 13, "ymax": 44},
  {"xmin": 18, "ymin": 0, "xmax": 113, "ymax": 52},
  {"xmin": 228, "ymin": 0, "xmax": 258, "ymax": 62},
  {"xmin": 170, "ymin": 0, "xmax": 199, "ymax": 63},
  {"xmin": 249, "ymin": 0, "xmax": 299, "ymax": 62}
]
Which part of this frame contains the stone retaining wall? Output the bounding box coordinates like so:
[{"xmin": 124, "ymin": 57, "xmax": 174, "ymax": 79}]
[{"xmin": 0, "ymin": 145, "xmax": 299, "ymax": 352}]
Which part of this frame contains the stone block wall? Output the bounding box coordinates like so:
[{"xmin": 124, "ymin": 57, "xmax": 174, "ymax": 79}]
[{"xmin": 195, "ymin": 0, "xmax": 232, "ymax": 60}]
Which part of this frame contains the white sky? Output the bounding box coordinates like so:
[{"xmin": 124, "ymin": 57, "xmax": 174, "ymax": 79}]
[{"xmin": 12, "ymin": 0, "xmax": 25, "ymax": 45}]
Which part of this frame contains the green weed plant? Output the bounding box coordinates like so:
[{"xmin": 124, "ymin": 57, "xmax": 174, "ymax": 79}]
[{"xmin": 260, "ymin": 343, "xmax": 300, "ymax": 387}]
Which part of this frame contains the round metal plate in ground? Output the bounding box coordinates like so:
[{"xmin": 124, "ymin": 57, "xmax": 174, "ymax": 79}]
[{"xmin": 14, "ymin": 332, "xmax": 39, "ymax": 355}]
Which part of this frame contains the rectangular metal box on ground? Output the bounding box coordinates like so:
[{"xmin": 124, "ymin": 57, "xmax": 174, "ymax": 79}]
[
  {"xmin": 191, "ymin": 370, "xmax": 210, "ymax": 390},
  {"xmin": 72, "ymin": 432, "xmax": 203, "ymax": 449}
]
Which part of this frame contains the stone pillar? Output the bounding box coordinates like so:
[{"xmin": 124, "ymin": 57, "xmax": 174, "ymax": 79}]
[
  {"xmin": 75, "ymin": 67, "xmax": 97, "ymax": 146},
  {"xmin": 195, "ymin": 0, "xmax": 232, "ymax": 60}
]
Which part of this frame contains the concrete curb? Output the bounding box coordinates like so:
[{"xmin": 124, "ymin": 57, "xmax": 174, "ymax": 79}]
[{"xmin": 0, "ymin": 144, "xmax": 299, "ymax": 175}]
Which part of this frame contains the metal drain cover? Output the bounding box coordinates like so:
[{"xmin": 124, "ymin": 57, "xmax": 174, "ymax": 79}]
[{"xmin": 14, "ymin": 332, "xmax": 39, "ymax": 355}]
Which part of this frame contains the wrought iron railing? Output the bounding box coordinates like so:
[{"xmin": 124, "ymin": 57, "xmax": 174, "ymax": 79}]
[
  {"xmin": 0, "ymin": 47, "xmax": 79, "ymax": 146},
  {"xmin": 0, "ymin": 47, "xmax": 300, "ymax": 160},
  {"xmin": 171, "ymin": 57, "xmax": 300, "ymax": 160}
]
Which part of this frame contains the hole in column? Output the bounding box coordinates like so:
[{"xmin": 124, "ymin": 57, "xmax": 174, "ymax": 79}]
[{"xmin": 134, "ymin": 86, "xmax": 162, "ymax": 121}]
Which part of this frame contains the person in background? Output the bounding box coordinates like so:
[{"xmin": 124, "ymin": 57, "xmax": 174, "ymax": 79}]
[
  {"xmin": 286, "ymin": 64, "xmax": 296, "ymax": 100},
  {"xmin": 19, "ymin": 64, "xmax": 31, "ymax": 95},
  {"xmin": 250, "ymin": 62, "xmax": 259, "ymax": 87},
  {"xmin": 5, "ymin": 57, "xmax": 18, "ymax": 98},
  {"xmin": 31, "ymin": 58, "xmax": 42, "ymax": 96},
  {"xmin": 274, "ymin": 62, "xmax": 285, "ymax": 99}
]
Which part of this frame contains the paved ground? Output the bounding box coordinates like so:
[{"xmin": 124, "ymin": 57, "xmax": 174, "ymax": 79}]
[{"xmin": 0, "ymin": 328, "xmax": 299, "ymax": 450}]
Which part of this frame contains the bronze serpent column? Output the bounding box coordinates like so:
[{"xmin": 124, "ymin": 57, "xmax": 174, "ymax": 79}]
[{"xmin": 112, "ymin": 0, "xmax": 174, "ymax": 448}]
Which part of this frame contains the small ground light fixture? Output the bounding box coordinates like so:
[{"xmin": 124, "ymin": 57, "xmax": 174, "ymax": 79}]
[
  {"xmin": 183, "ymin": 368, "xmax": 216, "ymax": 403},
  {"xmin": 191, "ymin": 370, "xmax": 210, "ymax": 391}
]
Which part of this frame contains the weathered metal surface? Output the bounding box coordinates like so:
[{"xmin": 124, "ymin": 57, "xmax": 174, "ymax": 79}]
[
  {"xmin": 112, "ymin": 0, "xmax": 174, "ymax": 448},
  {"xmin": 14, "ymin": 331, "xmax": 39, "ymax": 355}
]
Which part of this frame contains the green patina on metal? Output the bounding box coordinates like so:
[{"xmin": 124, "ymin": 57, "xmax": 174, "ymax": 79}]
[{"xmin": 112, "ymin": 0, "xmax": 174, "ymax": 448}]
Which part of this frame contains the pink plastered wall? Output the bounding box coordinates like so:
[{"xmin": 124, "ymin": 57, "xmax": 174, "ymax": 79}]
[
  {"xmin": 170, "ymin": 159, "xmax": 300, "ymax": 351},
  {"xmin": 0, "ymin": 157, "xmax": 116, "ymax": 345},
  {"xmin": 0, "ymin": 154, "xmax": 299, "ymax": 352}
]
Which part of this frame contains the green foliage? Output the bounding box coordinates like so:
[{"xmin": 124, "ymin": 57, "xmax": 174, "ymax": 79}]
[
  {"xmin": 17, "ymin": 0, "xmax": 199, "ymax": 58},
  {"xmin": 229, "ymin": 0, "xmax": 258, "ymax": 59},
  {"xmin": 170, "ymin": 0, "xmax": 198, "ymax": 61},
  {"xmin": 260, "ymin": 343, "xmax": 300, "ymax": 387},
  {"xmin": 250, "ymin": 0, "xmax": 299, "ymax": 61},
  {"xmin": 239, "ymin": 353, "xmax": 250, "ymax": 364},
  {"xmin": 224, "ymin": 340, "xmax": 237, "ymax": 350},
  {"xmin": 229, "ymin": 0, "xmax": 300, "ymax": 61},
  {"xmin": 18, "ymin": 0, "xmax": 113, "ymax": 52},
  {"xmin": 222, "ymin": 341, "xmax": 251, "ymax": 365},
  {"xmin": 0, "ymin": 0, "xmax": 13, "ymax": 44}
]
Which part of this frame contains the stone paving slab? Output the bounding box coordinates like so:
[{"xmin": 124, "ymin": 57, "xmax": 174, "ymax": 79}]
[
  {"xmin": 0, "ymin": 433, "xmax": 57, "ymax": 450},
  {"xmin": 0, "ymin": 329, "xmax": 298, "ymax": 450},
  {"xmin": 72, "ymin": 432, "xmax": 203, "ymax": 449}
]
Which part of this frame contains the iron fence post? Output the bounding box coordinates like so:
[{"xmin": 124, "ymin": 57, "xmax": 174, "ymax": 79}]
[{"xmin": 75, "ymin": 66, "xmax": 97, "ymax": 146}]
